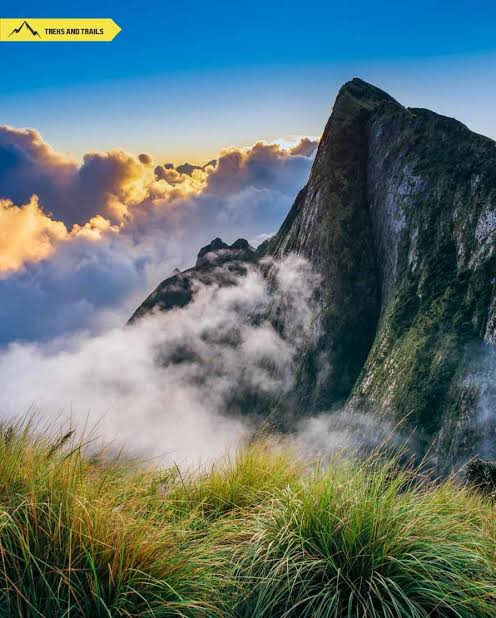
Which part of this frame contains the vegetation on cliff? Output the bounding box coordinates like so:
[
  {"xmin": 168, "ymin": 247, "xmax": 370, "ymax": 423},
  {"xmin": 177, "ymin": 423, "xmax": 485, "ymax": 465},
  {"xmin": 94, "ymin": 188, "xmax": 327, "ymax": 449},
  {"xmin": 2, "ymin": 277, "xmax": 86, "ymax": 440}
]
[{"xmin": 130, "ymin": 79, "xmax": 496, "ymax": 465}]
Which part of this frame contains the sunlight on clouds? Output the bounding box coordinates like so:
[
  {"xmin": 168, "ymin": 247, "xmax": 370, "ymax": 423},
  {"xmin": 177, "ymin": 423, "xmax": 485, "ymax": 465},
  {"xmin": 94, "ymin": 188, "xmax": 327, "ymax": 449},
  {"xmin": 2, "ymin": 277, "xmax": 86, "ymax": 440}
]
[
  {"xmin": 0, "ymin": 125, "xmax": 77, "ymax": 170},
  {"xmin": 0, "ymin": 196, "xmax": 68, "ymax": 273},
  {"xmin": 0, "ymin": 126, "xmax": 319, "ymax": 276},
  {"xmin": 71, "ymin": 215, "xmax": 120, "ymax": 241},
  {"xmin": 0, "ymin": 126, "xmax": 319, "ymax": 337},
  {"xmin": 0, "ymin": 198, "xmax": 124, "ymax": 274}
]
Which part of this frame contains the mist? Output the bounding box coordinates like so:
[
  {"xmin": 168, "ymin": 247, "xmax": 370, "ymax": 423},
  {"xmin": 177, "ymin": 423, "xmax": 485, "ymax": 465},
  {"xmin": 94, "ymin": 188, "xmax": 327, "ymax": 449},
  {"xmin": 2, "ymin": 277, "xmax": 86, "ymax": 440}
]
[{"xmin": 0, "ymin": 255, "xmax": 319, "ymax": 464}]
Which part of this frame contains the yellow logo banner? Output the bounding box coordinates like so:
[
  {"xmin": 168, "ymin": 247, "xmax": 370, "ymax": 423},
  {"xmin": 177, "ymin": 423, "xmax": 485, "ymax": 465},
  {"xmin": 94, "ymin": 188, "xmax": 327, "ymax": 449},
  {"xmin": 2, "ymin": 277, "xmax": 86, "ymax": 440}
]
[{"xmin": 0, "ymin": 18, "xmax": 121, "ymax": 42}]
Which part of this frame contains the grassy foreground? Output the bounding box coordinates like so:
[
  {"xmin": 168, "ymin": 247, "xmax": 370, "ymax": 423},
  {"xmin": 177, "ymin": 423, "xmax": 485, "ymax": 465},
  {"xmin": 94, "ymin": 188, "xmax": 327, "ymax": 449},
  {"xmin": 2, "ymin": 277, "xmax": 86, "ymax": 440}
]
[{"xmin": 0, "ymin": 422, "xmax": 494, "ymax": 617}]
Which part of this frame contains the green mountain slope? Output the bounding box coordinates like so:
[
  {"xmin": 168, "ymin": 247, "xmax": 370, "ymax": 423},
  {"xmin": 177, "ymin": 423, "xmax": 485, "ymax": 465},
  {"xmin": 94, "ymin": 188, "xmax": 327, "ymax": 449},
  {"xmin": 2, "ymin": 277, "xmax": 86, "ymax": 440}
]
[{"xmin": 266, "ymin": 78, "xmax": 496, "ymax": 463}]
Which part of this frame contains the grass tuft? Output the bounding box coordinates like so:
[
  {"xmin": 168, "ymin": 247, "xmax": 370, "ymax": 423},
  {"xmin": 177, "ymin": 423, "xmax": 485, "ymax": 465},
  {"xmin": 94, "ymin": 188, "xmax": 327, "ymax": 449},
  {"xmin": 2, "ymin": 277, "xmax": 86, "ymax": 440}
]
[
  {"xmin": 0, "ymin": 420, "xmax": 494, "ymax": 617},
  {"xmin": 233, "ymin": 458, "xmax": 496, "ymax": 617}
]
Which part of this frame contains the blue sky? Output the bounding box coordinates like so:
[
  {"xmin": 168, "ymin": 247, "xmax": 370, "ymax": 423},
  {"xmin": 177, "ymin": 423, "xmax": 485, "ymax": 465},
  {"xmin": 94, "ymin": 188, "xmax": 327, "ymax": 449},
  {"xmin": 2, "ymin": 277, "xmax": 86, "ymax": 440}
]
[{"xmin": 1, "ymin": 0, "xmax": 496, "ymax": 161}]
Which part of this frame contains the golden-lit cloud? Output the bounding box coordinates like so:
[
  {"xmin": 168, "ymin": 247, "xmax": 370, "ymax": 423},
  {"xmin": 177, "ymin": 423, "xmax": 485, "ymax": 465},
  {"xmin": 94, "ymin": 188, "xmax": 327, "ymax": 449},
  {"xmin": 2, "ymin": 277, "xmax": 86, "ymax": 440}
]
[
  {"xmin": 0, "ymin": 196, "xmax": 123, "ymax": 275},
  {"xmin": 71, "ymin": 215, "xmax": 120, "ymax": 241},
  {"xmin": 0, "ymin": 126, "xmax": 318, "ymax": 279},
  {"xmin": 0, "ymin": 196, "xmax": 68, "ymax": 273},
  {"xmin": 289, "ymin": 137, "xmax": 320, "ymax": 157},
  {"xmin": 0, "ymin": 125, "xmax": 77, "ymax": 170}
]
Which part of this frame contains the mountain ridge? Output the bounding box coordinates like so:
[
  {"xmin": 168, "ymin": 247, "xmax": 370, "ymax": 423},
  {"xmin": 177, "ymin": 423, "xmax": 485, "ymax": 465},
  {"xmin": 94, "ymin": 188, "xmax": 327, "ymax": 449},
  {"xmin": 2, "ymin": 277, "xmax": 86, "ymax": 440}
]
[{"xmin": 129, "ymin": 238, "xmax": 256, "ymax": 323}]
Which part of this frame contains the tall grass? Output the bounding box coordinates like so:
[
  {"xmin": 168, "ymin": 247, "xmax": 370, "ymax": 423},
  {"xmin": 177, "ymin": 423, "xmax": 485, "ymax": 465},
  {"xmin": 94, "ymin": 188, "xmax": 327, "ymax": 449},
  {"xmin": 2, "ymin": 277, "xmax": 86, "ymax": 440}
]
[
  {"xmin": 164, "ymin": 440, "xmax": 302, "ymax": 523},
  {"xmin": 233, "ymin": 459, "xmax": 496, "ymax": 617},
  {"xmin": 0, "ymin": 420, "xmax": 494, "ymax": 617},
  {"xmin": 0, "ymin": 421, "xmax": 221, "ymax": 617}
]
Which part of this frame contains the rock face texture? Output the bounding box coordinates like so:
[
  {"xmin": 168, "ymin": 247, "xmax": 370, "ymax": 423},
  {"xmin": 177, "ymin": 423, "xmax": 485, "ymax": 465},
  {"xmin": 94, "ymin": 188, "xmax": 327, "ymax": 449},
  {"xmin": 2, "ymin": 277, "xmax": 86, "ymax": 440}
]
[
  {"xmin": 264, "ymin": 78, "xmax": 496, "ymax": 464},
  {"xmin": 129, "ymin": 238, "xmax": 256, "ymax": 322},
  {"xmin": 132, "ymin": 79, "xmax": 496, "ymax": 465}
]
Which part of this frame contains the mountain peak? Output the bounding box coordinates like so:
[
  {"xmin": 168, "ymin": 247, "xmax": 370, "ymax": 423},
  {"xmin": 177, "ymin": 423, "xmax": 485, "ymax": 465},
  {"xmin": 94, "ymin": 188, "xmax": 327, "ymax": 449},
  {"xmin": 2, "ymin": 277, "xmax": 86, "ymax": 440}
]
[
  {"xmin": 197, "ymin": 238, "xmax": 228, "ymax": 260},
  {"xmin": 338, "ymin": 78, "xmax": 398, "ymax": 102},
  {"xmin": 267, "ymin": 79, "xmax": 496, "ymax": 466},
  {"xmin": 129, "ymin": 79, "xmax": 496, "ymax": 467},
  {"xmin": 130, "ymin": 237, "xmax": 256, "ymax": 322},
  {"xmin": 196, "ymin": 237, "xmax": 255, "ymax": 268},
  {"xmin": 230, "ymin": 238, "xmax": 253, "ymax": 251},
  {"xmin": 330, "ymin": 78, "xmax": 401, "ymax": 121}
]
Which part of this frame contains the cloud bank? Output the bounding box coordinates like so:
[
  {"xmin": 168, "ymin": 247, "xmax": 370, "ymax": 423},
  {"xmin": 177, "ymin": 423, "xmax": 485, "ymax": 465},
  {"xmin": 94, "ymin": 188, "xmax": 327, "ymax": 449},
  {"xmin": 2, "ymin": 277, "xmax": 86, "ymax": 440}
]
[
  {"xmin": 0, "ymin": 125, "xmax": 318, "ymax": 342},
  {"xmin": 0, "ymin": 256, "xmax": 319, "ymax": 464}
]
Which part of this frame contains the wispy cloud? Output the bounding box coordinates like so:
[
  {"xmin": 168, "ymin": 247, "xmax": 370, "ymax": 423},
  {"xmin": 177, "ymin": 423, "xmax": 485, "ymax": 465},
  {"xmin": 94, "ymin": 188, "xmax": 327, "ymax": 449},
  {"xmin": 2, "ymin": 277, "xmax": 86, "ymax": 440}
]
[{"xmin": 0, "ymin": 256, "xmax": 319, "ymax": 464}]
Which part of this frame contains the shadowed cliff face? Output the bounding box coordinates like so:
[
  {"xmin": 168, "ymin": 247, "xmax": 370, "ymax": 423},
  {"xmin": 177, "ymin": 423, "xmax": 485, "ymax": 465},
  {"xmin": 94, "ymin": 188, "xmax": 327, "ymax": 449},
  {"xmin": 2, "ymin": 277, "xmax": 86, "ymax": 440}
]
[
  {"xmin": 266, "ymin": 80, "xmax": 401, "ymax": 409},
  {"xmin": 266, "ymin": 78, "xmax": 496, "ymax": 463}
]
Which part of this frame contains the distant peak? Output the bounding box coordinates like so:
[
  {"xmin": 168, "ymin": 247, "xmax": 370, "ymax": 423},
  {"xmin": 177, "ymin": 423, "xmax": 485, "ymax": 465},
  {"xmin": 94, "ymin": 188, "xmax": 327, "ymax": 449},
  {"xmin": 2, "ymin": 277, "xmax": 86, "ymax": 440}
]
[
  {"xmin": 197, "ymin": 238, "xmax": 229, "ymax": 260},
  {"xmin": 229, "ymin": 238, "xmax": 253, "ymax": 252}
]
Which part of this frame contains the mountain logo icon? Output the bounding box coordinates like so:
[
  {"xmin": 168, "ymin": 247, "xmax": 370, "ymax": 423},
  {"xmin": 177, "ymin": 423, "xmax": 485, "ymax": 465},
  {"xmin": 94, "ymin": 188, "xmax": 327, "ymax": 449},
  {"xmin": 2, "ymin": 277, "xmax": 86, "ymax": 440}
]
[{"xmin": 9, "ymin": 20, "xmax": 41, "ymax": 38}]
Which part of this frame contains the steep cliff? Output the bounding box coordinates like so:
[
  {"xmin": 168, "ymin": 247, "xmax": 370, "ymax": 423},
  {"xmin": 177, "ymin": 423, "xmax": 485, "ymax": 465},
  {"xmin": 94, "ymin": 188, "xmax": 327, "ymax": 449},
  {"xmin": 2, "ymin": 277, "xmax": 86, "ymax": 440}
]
[
  {"xmin": 132, "ymin": 79, "xmax": 496, "ymax": 464},
  {"xmin": 266, "ymin": 78, "xmax": 496, "ymax": 463}
]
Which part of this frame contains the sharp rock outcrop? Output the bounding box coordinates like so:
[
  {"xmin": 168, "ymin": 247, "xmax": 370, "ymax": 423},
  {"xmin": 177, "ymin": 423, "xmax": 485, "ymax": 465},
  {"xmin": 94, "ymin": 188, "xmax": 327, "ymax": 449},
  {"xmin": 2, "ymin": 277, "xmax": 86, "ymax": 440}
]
[{"xmin": 129, "ymin": 238, "xmax": 255, "ymax": 322}]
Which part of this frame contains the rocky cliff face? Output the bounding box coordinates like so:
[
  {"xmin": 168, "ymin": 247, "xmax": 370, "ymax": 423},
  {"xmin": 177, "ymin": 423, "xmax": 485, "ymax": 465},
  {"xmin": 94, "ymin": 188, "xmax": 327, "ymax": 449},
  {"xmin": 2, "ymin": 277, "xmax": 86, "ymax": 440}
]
[
  {"xmin": 129, "ymin": 238, "xmax": 256, "ymax": 322},
  {"xmin": 265, "ymin": 78, "xmax": 496, "ymax": 464},
  {"xmin": 132, "ymin": 79, "xmax": 496, "ymax": 465}
]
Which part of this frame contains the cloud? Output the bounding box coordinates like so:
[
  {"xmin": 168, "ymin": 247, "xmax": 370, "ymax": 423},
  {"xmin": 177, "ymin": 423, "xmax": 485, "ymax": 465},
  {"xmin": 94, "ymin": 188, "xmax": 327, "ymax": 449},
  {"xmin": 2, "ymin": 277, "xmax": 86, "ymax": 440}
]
[
  {"xmin": 0, "ymin": 128, "xmax": 317, "ymax": 342},
  {"xmin": 0, "ymin": 125, "xmax": 315, "ymax": 227},
  {"xmin": 138, "ymin": 153, "xmax": 153, "ymax": 165},
  {"xmin": 289, "ymin": 137, "xmax": 319, "ymax": 157},
  {"xmin": 76, "ymin": 149, "xmax": 154, "ymax": 222},
  {"xmin": 294, "ymin": 410, "xmax": 399, "ymax": 460},
  {"xmin": 0, "ymin": 126, "xmax": 169, "ymax": 225},
  {"xmin": 0, "ymin": 126, "xmax": 76, "ymax": 219},
  {"xmin": 0, "ymin": 227, "xmax": 177, "ymax": 343},
  {"xmin": 154, "ymin": 165, "xmax": 169, "ymax": 181},
  {"xmin": 0, "ymin": 256, "xmax": 318, "ymax": 464},
  {"xmin": 206, "ymin": 141, "xmax": 314, "ymax": 195},
  {"xmin": 0, "ymin": 195, "xmax": 122, "ymax": 276},
  {"xmin": 0, "ymin": 196, "xmax": 68, "ymax": 273}
]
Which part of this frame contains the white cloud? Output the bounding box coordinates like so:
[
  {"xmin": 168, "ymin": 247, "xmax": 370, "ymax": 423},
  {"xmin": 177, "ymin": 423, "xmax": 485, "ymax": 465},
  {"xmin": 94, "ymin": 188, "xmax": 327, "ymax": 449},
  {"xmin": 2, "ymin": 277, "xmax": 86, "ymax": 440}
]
[
  {"xmin": 0, "ymin": 128, "xmax": 317, "ymax": 342},
  {"xmin": 0, "ymin": 256, "xmax": 319, "ymax": 464}
]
